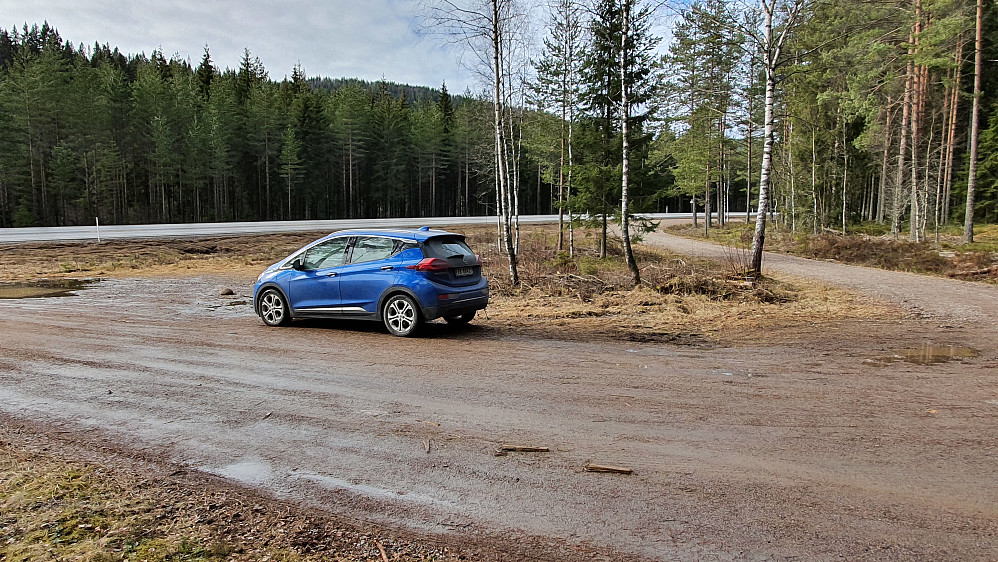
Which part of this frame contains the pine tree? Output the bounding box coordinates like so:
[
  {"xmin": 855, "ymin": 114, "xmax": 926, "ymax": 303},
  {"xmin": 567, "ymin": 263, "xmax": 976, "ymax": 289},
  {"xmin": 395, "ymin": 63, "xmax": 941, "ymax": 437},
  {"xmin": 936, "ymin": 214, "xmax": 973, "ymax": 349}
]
[
  {"xmin": 279, "ymin": 124, "xmax": 302, "ymax": 220},
  {"xmin": 533, "ymin": 0, "xmax": 584, "ymax": 253}
]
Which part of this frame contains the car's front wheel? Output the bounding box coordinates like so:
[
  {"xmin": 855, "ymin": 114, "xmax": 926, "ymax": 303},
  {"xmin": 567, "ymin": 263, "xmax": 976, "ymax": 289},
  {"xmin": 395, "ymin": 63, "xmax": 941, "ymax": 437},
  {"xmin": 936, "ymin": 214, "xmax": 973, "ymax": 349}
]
[
  {"xmin": 383, "ymin": 294, "xmax": 421, "ymax": 337},
  {"xmin": 259, "ymin": 288, "xmax": 290, "ymax": 326}
]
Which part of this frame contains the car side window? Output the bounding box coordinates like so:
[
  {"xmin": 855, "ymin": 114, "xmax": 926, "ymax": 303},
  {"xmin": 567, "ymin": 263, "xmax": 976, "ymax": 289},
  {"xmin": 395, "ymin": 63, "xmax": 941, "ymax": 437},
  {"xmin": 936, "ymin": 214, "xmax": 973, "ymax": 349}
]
[
  {"xmin": 303, "ymin": 238, "xmax": 348, "ymax": 270},
  {"xmin": 350, "ymin": 237, "xmax": 396, "ymax": 264}
]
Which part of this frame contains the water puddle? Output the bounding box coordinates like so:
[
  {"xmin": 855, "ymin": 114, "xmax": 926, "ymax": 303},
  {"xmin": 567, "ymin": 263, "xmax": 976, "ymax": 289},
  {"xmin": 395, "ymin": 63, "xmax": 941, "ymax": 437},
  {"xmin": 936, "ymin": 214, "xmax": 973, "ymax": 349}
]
[
  {"xmin": 0, "ymin": 279, "xmax": 94, "ymax": 299},
  {"xmin": 873, "ymin": 344, "xmax": 980, "ymax": 366},
  {"xmin": 208, "ymin": 460, "xmax": 273, "ymax": 485}
]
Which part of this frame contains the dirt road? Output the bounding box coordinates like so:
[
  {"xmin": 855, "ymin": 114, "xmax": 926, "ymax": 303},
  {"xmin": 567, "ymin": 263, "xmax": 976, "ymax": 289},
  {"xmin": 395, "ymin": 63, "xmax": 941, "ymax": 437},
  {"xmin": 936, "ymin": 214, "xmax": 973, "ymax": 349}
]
[
  {"xmin": 1, "ymin": 237, "xmax": 996, "ymax": 559},
  {"xmin": 645, "ymin": 231, "xmax": 998, "ymax": 321}
]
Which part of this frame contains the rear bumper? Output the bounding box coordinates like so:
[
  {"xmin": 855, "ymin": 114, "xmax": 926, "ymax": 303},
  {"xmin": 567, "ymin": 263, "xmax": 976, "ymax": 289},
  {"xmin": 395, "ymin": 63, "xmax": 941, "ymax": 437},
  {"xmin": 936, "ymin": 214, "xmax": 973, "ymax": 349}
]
[{"xmin": 422, "ymin": 291, "xmax": 489, "ymax": 320}]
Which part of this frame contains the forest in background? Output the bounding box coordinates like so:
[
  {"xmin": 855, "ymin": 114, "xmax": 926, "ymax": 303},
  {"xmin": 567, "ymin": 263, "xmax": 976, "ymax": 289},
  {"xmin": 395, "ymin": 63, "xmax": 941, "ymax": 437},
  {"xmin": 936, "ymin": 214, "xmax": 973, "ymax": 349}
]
[{"xmin": 0, "ymin": 0, "xmax": 996, "ymax": 242}]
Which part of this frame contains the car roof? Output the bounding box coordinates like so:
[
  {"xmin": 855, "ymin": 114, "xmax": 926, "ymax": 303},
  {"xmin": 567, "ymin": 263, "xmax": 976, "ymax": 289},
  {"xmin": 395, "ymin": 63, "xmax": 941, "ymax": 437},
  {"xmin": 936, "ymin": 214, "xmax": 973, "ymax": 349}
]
[{"xmin": 322, "ymin": 227, "xmax": 463, "ymax": 242}]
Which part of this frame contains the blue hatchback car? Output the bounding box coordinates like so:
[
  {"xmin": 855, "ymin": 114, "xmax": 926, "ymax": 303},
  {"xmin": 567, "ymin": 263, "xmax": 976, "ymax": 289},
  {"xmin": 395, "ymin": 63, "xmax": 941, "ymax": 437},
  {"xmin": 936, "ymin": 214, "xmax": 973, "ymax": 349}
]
[{"xmin": 253, "ymin": 227, "xmax": 489, "ymax": 336}]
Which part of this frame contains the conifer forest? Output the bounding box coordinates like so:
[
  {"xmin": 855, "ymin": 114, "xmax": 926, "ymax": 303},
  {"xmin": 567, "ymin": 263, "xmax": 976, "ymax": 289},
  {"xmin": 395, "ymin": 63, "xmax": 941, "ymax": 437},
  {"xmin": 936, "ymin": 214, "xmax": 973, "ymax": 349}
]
[{"xmin": 1, "ymin": 0, "xmax": 995, "ymax": 246}]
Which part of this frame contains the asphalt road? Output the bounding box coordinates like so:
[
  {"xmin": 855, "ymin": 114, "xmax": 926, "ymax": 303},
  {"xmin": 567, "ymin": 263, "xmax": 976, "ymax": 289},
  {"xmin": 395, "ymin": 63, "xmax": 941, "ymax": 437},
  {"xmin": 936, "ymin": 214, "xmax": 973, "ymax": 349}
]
[{"xmin": 0, "ymin": 213, "xmax": 697, "ymax": 243}]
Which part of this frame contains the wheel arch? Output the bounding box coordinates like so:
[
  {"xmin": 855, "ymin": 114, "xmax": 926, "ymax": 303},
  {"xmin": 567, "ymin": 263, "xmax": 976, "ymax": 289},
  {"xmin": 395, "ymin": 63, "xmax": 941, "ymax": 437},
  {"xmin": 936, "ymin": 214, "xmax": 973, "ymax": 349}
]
[
  {"xmin": 377, "ymin": 286, "xmax": 426, "ymax": 320},
  {"xmin": 255, "ymin": 283, "xmax": 292, "ymax": 318}
]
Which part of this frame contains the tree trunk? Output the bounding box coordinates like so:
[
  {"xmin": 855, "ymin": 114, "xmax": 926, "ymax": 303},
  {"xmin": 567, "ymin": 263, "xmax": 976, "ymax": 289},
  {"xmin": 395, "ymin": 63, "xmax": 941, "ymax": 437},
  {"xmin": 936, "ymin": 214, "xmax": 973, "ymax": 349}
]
[
  {"xmin": 746, "ymin": 111, "xmax": 753, "ymax": 223},
  {"xmin": 964, "ymin": 0, "xmax": 982, "ymax": 243},
  {"xmin": 704, "ymin": 161, "xmax": 711, "ymax": 237},
  {"xmin": 750, "ymin": 60, "xmax": 776, "ymax": 276},
  {"xmin": 877, "ymin": 100, "xmax": 893, "ymax": 224},
  {"xmin": 943, "ymin": 37, "xmax": 964, "ymax": 224},
  {"xmin": 893, "ymin": 49, "xmax": 913, "ymax": 237},
  {"xmin": 620, "ymin": 1, "xmax": 639, "ymax": 286},
  {"xmin": 490, "ymin": 0, "xmax": 518, "ymax": 284},
  {"xmin": 558, "ymin": 90, "xmax": 566, "ymax": 252},
  {"xmin": 909, "ymin": 7, "xmax": 924, "ymax": 241}
]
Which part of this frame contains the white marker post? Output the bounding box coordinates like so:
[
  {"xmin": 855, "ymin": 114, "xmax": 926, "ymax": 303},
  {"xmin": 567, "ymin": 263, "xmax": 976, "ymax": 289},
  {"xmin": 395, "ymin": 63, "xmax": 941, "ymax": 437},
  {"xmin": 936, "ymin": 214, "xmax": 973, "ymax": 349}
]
[{"xmin": 96, "ymin": 217, "xmax": 101, "ymax": 243}]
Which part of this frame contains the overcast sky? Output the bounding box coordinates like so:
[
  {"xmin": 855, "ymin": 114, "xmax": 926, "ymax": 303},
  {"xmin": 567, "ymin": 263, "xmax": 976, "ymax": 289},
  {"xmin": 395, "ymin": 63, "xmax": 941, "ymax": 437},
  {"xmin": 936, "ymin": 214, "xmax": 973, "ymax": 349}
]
[{"xmin": 2, "ymin": 0, "xmax": 478, "ymax": 92}]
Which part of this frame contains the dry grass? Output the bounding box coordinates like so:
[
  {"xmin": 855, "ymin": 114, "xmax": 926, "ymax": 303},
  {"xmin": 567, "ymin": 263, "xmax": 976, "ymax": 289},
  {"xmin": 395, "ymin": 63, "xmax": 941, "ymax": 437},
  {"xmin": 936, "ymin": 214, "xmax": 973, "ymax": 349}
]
[
  {"xmin": 0, "ymin": 439, "xmax": 461, "ymax": 561},
  {"xmin": 464, "ymin": 226, "xmax": 894, "ymax": 343},
  {"xmin": 0, "ymin": 233, "xmax": 321, "ymax": 281},
  {"xmin": 0, "ymin": 224, "xmax": 896, "ymax": 343}
]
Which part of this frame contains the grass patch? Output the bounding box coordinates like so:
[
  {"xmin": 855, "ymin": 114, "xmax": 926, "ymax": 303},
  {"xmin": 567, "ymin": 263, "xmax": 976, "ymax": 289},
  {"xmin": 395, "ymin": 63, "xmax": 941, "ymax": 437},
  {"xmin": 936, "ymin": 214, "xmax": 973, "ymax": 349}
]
[{"xmin": 0, "ymin": 440, "xmax": 460, "ymax": 561}]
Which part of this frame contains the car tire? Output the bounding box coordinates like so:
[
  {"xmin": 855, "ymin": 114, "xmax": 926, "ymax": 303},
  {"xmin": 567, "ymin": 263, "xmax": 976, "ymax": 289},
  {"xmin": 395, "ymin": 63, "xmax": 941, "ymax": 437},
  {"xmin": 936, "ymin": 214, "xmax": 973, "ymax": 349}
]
[
  {"xmin": 383, "ymin": 294, "xmax": 421, "ymax": 337},
  {"xmin": 259, "ymin": 288, "xmax": 290, "ymax": 327},
  {"xmin": 444, "ymin": 311, "xmax": 476, "ymax": 325}
]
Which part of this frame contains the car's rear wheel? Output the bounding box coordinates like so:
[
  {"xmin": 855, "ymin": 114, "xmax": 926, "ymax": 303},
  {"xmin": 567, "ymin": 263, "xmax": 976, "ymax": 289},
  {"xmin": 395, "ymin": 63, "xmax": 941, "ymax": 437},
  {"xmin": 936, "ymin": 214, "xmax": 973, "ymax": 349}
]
[
  {"xmin": 444, "ymin": 311, "xmax": 476, "ymax": 325},
  {"xmin": 384, "ymin": 294, "xmax": 421, "ymax": 337},
  {"xmin": 259, "ymin": 288, "xmax": 290, "ymax": 326}
]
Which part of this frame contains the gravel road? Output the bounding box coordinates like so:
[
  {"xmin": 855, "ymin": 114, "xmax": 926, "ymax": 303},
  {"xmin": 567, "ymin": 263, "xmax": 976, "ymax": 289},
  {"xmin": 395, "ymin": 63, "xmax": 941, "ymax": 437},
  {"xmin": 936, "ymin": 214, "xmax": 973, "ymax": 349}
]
[
  {"xmin": 1, "ymin": 237, "xmax": 996, "ymax": 559},
  {"xmin": 645, "ymin": 230, "xmax": 998, "ymax": 323}
]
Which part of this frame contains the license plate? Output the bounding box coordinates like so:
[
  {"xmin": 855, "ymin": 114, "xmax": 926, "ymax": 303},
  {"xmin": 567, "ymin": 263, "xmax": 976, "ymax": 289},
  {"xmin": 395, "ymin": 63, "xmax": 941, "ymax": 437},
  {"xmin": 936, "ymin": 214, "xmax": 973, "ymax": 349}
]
[{"xmin": 455, "ymin": 267, "xmax": 474, "ymax": 277}]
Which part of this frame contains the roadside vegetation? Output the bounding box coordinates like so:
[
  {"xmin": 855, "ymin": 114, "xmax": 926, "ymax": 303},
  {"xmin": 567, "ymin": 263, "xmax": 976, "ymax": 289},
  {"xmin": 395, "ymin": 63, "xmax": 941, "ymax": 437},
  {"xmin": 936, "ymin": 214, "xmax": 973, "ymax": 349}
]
[
  {"xmin": 667, "ymin": 222, "xmax": 998, "ymax": 284},
  {"xmin": 0, "ymin": 224, "xmax": 894, "ymax": 344}
]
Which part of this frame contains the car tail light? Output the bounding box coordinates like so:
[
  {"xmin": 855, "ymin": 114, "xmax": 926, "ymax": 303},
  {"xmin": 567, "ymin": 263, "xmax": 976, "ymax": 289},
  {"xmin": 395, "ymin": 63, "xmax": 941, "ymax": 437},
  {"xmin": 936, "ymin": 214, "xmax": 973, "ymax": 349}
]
[
  {"xmin": 475, "ymin": 255, "xmax": 482, "ymax": 265},
  {"xmin": 406, "ymin": 258, "xmax": 451, "ymax": 272}
]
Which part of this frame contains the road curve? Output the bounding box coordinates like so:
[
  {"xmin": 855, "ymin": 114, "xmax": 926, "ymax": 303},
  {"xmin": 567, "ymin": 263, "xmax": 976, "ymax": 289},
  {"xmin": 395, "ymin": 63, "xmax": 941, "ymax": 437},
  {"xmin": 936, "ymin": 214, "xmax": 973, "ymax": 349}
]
[{"xmin": 644, "ymin": 230, "xmax": 998, "ymax": 323}]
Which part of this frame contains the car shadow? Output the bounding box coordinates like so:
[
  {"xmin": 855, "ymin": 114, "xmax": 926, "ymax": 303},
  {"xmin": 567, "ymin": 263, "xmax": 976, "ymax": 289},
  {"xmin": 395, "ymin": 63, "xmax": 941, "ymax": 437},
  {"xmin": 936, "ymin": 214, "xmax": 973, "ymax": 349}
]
[{"xmin": 285, "ymin": 318, "xmax": 491, "ymax": 339}]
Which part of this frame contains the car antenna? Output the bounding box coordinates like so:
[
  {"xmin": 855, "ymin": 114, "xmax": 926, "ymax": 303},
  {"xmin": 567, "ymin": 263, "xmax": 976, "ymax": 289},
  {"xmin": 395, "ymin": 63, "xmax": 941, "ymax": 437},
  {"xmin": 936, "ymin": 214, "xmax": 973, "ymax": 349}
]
[{"xmin": 418, "ymin": 226, "xmax": 430, "ymax": 231}]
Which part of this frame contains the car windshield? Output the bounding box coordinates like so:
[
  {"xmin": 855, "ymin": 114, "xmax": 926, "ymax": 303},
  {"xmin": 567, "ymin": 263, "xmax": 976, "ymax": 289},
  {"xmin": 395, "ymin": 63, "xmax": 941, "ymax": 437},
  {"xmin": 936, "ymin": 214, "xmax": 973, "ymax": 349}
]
[{"xmin": 423, "ymin": 237, "xmax": 473, "ymax": 259}]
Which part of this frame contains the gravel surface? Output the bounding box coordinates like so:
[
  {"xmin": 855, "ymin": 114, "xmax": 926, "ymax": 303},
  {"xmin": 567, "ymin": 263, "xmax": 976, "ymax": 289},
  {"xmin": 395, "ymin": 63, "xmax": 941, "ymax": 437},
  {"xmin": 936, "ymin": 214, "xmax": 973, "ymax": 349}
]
[{"xmin": 1, "ymin": 237, "xmax": 996, "ymax": 560}]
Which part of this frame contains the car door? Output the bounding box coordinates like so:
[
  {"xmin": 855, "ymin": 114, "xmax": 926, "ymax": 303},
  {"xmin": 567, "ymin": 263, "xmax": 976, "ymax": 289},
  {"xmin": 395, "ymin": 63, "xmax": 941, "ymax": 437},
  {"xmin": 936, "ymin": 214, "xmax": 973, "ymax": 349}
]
[
  {"xmin": 337, "ymin": 236, "xmax": 401, "ymax": 314},
  {"xmin": 288, "ymin": 237, "xmax": 350, "ymax": 313}
]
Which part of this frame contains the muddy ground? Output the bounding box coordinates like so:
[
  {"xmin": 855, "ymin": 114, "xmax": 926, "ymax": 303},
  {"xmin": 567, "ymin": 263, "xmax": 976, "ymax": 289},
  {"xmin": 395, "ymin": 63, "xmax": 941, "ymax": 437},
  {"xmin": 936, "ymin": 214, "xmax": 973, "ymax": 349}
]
[{"xmin": 1, "ymin": 229, "xmax": 997, "ymax": 560}]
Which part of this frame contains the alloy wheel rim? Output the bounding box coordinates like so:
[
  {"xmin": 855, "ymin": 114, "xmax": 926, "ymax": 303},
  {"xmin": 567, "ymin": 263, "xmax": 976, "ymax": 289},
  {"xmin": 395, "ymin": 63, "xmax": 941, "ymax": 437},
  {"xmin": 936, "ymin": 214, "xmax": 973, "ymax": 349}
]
[
  {"xmin": 262, "ymin": 292, "xmax": 283, "ymax": 324},
  {"xmin": 387, "ymin": 299, "xmax": 414, "ymax": 333}
]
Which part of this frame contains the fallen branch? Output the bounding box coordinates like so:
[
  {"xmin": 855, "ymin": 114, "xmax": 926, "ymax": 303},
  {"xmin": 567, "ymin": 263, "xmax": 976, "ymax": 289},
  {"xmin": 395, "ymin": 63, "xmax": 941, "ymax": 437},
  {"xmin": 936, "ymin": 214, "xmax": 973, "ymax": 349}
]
[
  {"xmin": 376, "ymin": 539, "xmax": 389, "ymax": 562},
  {"xmin": 951, "ymin": 265, "xmax": 998, "ymax": 277},
  {"xmin": 584, "ymin": 463, "xmax": 633, "ymax": 474},
  {"xmin": 499, "ymin": 445, "xmax": 550, "ymax": 452}
]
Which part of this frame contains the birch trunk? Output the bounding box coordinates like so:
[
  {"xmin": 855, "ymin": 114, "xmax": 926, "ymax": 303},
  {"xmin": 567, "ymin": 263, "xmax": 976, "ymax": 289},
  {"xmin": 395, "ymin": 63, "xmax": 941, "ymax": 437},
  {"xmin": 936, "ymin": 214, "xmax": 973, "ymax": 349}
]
[
  {"xmin": 749, "ymin": 52, "xmax": 776, "ymax": 275},
  {"xmin": 620, "ymin": 1, "xmax": 639, "ymax": 286}
]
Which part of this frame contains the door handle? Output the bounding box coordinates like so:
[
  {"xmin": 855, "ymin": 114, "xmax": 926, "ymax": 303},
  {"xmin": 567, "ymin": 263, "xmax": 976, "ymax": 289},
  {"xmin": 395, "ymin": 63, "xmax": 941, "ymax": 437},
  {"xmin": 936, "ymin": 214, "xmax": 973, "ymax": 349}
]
[
  {"xmin": 326, "ymin": 272, "xmax": 338, "ymax": 277},
  {"xmin": 381, "ymin": 266, "xmax": 394, "ymax": 271}
]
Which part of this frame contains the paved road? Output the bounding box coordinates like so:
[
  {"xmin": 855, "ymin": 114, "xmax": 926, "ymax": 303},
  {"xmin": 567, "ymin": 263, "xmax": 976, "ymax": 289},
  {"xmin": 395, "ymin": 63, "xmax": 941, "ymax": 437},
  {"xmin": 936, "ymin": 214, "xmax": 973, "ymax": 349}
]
[{"xmin": 0, "ymin": 213, "xmax": 698, "ymax": 243}]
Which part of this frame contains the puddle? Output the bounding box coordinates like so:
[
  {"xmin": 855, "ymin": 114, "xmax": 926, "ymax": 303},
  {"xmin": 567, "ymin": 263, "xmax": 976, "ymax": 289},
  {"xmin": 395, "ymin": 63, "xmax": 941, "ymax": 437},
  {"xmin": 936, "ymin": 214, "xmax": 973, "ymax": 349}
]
[
  {"xmin": 0, "ymin": 279, "xmax": 94, "ymax": 299},
  {"xmin": 208, "ymin": 460, "xmax": 273, "ymax": 485},
  {"xmin": 873, "ymin": 344, "xmax": 980, "ymax": 366}
]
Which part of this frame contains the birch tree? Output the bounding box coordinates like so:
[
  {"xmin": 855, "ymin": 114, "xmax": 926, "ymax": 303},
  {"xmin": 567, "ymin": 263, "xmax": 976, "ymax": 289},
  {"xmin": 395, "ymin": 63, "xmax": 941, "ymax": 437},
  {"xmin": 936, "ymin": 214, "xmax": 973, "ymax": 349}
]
[
  {"xmin": 421, "ymin": 0, "xmax": 530, "ymax": 285},
  {"xmin": 748, "ymin": 0, "xmax": 808, "ymax": 276}
]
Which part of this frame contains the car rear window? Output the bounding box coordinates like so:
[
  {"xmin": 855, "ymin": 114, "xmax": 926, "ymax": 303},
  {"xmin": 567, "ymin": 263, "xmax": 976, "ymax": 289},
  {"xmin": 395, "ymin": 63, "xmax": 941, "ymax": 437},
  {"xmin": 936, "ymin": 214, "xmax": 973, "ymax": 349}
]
[{"xmin": 423, "ymin": 237, "xmax": 473, "ymax": 259}]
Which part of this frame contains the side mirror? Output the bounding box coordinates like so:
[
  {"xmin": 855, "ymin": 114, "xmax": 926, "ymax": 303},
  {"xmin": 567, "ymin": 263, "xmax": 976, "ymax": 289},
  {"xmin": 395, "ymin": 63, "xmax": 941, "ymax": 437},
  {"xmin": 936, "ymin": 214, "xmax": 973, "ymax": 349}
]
[{"xmin": 291, "ymin": 257, "xmax": 305, "ymax": 271}]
